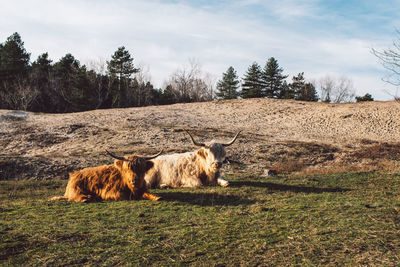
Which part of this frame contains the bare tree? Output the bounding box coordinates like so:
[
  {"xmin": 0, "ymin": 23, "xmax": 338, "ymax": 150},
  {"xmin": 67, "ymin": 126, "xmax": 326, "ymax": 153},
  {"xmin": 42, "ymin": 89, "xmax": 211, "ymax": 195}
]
[
  {"xmin": 86, "ymin": 57, "xmax": 107, "ymax": 75},
  {"xmin": 317, "ymin": 75, "xmax": 355, "ymax": 103},
  {"xmin": 134, "ymin": 63, "xmax": 152, "ymax": 85},
  {"xmin": 202, "ymin": 72, "xmax": 216, "ymax": 100},
  {"xmin": 165, "ymin": 59, "xmax": 214, "ymax": 102},
  {"xmin": 86, "ymin": 58, "xmax": 113, "ymax": 108},
  {"xmin": 317, "ymin": 75, "xmax": 335, "ymax": 102},
  {"xmin": 333, "ymin": 76, "xmax": 356, "ymax": 103},
  {"xmin": 0, "ymin": 76, "xmax": 39, "ymax": 110},
  {"xmin": 372, "ymin": 30, "xmax": 400, "ymax": 86},
  {"xmin": 133, "ymin": 63, "xmax": 153, "ymax": 106},
  {"xmin": 372, "ymin": 30, "xmax": 400, "ymax": 101}
]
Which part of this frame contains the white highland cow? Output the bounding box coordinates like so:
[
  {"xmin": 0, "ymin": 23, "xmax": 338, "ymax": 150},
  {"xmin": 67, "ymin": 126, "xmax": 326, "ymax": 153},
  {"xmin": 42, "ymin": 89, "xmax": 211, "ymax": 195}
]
[{"xmin": 144, "ymin": 130, "xmax": 240, "ymax": 188}]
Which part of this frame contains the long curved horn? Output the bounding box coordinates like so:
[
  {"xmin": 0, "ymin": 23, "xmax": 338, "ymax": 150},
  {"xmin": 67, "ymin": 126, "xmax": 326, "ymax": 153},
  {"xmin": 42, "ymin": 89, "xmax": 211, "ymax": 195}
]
[
  {"xmin": 106, "ymin": 150, "xmax": 128, "ymax": 161},
  {"xmin": 139, "ymin": 150, "xmax": 163, "ymax": 160},
  {"xmin": 222, "ymin": 131, "xmax": 241, "ymax": 147},
  {"xmin": 185, "ymin": 130, "xmax": 205, "ymax": 147}
]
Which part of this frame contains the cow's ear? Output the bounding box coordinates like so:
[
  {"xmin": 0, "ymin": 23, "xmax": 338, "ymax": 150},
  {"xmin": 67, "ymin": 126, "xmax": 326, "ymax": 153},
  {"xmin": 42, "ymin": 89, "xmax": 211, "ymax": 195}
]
[
  {"xmin": 114, "ymin": 160, "xmax": 124, "ymax": 170},
  {"xmin": 145, "ymin": 161, "xmax": 154, "ymax": 172},
  {"xmin": 197, "ymin": 148, "xmax": 207, "ymax": 159}
]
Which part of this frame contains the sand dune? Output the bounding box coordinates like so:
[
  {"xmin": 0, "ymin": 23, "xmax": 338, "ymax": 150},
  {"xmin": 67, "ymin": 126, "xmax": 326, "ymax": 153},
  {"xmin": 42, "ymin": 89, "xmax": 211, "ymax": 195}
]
[{"xmin": 1, "ymin": 98, "xmax": 400, "ymax": 180}]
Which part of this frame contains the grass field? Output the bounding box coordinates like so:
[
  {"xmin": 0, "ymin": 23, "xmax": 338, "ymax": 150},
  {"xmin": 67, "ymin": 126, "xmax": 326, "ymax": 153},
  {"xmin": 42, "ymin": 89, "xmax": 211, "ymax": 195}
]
[{"xmin": 1, "ymin": 172, "xmax": 400, "ymax": 265}]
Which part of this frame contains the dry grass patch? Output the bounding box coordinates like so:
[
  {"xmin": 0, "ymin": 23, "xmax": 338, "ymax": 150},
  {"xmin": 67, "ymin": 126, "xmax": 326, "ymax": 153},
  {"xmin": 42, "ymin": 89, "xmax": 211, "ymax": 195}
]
[
  {"xmin": 261, "ymin": 141, "xmax": 338, "ymax": 174},
  {"xmin": 351, "ymin": 142, "xmax": 400, "ymax": 161}
]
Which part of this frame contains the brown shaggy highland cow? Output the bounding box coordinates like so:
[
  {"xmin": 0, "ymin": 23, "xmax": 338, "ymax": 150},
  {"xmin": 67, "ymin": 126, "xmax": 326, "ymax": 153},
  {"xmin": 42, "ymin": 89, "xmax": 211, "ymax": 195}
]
[{"xmin": 51, "ymin": 150, "xmax": 162, "ymax": 202}]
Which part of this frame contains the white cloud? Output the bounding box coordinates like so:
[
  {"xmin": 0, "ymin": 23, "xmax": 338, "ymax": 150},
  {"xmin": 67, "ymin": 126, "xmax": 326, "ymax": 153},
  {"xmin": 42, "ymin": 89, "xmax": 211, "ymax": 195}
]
[{"xmin": 265, "ymin": 0, "xmax": 321, "ymax": 19}]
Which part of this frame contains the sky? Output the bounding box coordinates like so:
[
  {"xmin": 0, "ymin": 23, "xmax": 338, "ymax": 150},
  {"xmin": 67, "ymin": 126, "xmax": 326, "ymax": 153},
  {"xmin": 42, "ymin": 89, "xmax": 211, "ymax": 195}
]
[{"xmin": 1, "ymin": 0, "xmax": 399, "ymax": 100}]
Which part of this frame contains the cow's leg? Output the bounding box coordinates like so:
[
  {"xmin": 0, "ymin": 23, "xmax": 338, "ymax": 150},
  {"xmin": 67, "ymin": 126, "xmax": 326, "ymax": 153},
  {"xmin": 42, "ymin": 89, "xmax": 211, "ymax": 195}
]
[
  {"xmin": 217, "ymin": 177, "xmax": 229, "ymax": 187},
  {"xmin": 142, "ymin": 192, "xmax": 161, "ymax": 201},
  {"xmin": 50, "ymin": 195, "xmax": 68, "ymax": 201},
  {"xmin": 68, "ymin": 194, "xmax": 89, "ymax": 202},
  {"xmin": 68, "ymin": 191, "xmax": 97, "ymax": 202},
  {"xmin": 182, "ymin": 177, "xmax": 202, "ymax": 188}
]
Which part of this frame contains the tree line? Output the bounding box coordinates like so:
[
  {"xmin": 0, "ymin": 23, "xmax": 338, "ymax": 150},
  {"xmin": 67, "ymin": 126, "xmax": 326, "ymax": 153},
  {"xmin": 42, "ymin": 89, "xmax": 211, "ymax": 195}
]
[
  {"xmin": 217, "ymin": 59, "xmax": 318, "ymax": 101},
  {"xmin": 0, "ymin": 32, "xmax": 372, "ymax": 113},
  {"xmin": 217, "ymin": 58, "xmax": 375, "ymax": 103},
  {"xmin": 0, "ymin": 33, "xmax": 180, "ymax": 113}
]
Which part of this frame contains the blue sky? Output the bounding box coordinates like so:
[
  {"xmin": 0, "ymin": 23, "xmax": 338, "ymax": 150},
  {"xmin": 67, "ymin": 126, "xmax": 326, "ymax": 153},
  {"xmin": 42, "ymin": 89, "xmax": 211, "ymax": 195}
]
[{"xmin": 1, "ymin": 0, "xmax": 399, "ymax": 100}]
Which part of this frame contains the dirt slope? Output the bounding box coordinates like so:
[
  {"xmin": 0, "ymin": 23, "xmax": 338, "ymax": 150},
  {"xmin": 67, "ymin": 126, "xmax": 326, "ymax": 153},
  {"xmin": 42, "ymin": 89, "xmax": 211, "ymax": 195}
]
[{"xmin": 1, "ymin": 98, "xmax": 400, "ymax": 180}]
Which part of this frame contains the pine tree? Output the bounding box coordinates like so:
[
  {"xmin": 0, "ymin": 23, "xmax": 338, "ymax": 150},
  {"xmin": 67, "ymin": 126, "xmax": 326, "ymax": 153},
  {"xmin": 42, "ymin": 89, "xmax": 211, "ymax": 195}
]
[
  {"xmin": 32, "ymin": 53, "xmax": 52, "ymax": 78},
  {"xmin": 53, "ymin": 53, "xmax": 83, "ymax": 112},
  {"xmin": 0, "ymin": 33, "xmax": 31, "ymax": 108},
  {"xmin": 355, "ymin": 93, "xmax": 374, "ymax": 102},
  {"xmin": 216, "ymin": 66, "xmax": 239, "ymax": 99},
  {"xmin": 159, "ymin": 85, "xmax": 176, "ymax": 105},
  {"xmin": 300, "ymin": 83, "xmax": 319, "ymax": 101},
  {"xmin": 291, "ymin": 72, "xmax": 319, "ymax": 101},
  {"xmin": 0, "ymin": 33, "xmax": 33, "ymax": 109},
  {"xmin": 0, "ymin": 32, "xmax": 31, "ymax": 81},
  {"xmin": 107, "ymin": 47, "xmax": 139, "ymax": 107},
  {"xmin": 261, "ymin": 57, "xmax": 288, "ymax": 98},
  {"xmin": 31, "ymin": 53, "xmax": 54, "ymax": 112},
  {"xmin": 278, "ymin": 80, "xmax": 295, "ymax": 99},
  {"xmin": 241, "ymin": 62, "xmax": 263, "ymax": 98},
  {"xmin": 142, "ymin": 81, "xmax": 157, "ymax": 106},
  {"xmin": 291, "ymin": 72, "xmax": 305, "ymax": 97}
]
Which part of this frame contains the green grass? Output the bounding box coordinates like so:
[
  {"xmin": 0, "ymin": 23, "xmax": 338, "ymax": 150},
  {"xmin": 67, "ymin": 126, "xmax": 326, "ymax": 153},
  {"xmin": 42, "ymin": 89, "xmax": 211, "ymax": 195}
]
[{"xmin": 1, "ymin": 172, "xmax": 400, "ymax": 265}]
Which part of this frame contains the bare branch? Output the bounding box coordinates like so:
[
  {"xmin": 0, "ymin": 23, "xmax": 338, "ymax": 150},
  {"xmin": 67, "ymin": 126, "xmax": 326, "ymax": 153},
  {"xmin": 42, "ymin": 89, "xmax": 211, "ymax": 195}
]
[
  {"xmin": 371, "ymin": 30, "xmax": 400, "ymax": 92},
  {"xmin": 165, "ymin": 59, "xmax": 214, "ymax": 102},
  {"xmin": 317, "ymin": 75, "xmax": 355, "ymax": 103},
  {"xmin": 0, "ymin": 76, "xmax": 39, "ymax": 110}
]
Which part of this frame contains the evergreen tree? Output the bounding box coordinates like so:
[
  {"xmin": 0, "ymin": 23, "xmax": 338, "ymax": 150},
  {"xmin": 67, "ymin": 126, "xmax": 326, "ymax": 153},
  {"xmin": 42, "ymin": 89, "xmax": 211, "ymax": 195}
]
[
  {"xmin": 53, "ymin": 53, "xmax": 84, "ymax": 112},
  {"xmin": 159, "ymin": 85, "xmax": 176, "ymax": 105},
  {"xmin": 107, "ymin": 47, "xmax": 139, "ymax": 107},
  {"xmin": 32, "ymin": 53, "xmax": 52, "ymax": 79},
  {"xmin": 241, "ymin": 62, "xmax": 263, "ymax": 98},
  {"xmin": 278, "ymin": 80, "xmax": 295, "ymax": 99},
  {"xmin": 291, "ymin": 72, "xmax": 305, "ymax": 97},
  {"xmin": 0, "ymin": 33, "xmax": 32, "ymax": 109},
  {"xmin": 31, "ymin": 53, "xmax": 54, "ymax": 112},
  {"xmin": 355, "ymin": 93, "xmax": 374, "ymax": 102},
  {"xmin": 75, "ymin": 65, "xmax": 98, "ymax": 111},
  {"xmin": 291, "ymin": 72, "xmax": 318, "ymax": 101},
  {"xmin": 141, "ymin": 81, "xmax": 158, "ymax": 106},
  {"xmin": 299, "ymin": 83, "xmax": 319, "ymax": 101},
  {"xmin": 261, "ymin": 57, "xmax": 288, "ymax": 98},
  {"xmin": 0, "ymin": 32, "xmax": 30, "ymax": 81},
  {"xmin": 216, "ymin": 66, "xmax": 240, "ymax": 99}
]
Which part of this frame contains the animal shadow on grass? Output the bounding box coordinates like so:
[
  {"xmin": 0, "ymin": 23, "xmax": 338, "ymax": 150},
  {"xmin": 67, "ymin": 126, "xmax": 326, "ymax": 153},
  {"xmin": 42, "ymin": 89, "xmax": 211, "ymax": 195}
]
[
  {"xmin": 158, "ymin": 191, "xmax": 255, "ymax": 206},
  {"xmin": 0, "ymin": 232, "xmax": 49, "ymax": 261},
  {"xmin": 229, "ymin": 181, "xmax": 350, "ymax": 194}
]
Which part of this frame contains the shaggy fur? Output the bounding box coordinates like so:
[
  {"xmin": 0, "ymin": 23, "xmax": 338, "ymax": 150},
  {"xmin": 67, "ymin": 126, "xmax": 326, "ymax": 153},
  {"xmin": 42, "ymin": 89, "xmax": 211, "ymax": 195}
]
[
  {"xmin": 144, "ymin": 141, "xmax": 232, "ymax": 188},
  {"xmin": 51, "ymin": 155, "xmax": 160, "ymax": 202}
]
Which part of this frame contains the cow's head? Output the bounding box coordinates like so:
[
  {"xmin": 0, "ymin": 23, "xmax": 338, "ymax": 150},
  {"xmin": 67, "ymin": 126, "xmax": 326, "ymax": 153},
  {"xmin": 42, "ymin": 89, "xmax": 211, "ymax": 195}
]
[
  {"xmin": 106, "ymin": 150, "xmax": 162, "ymax": 187},
  {"xmin": 185, "ymin": 130, "xmax": 240, "ymax": 172}
]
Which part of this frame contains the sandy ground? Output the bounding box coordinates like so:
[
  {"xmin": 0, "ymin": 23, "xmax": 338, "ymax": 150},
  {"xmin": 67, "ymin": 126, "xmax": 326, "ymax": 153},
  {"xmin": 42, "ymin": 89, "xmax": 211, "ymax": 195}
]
[{"xmin": 1, "ymin": 98, "xmax": 400, "ymax": 180}]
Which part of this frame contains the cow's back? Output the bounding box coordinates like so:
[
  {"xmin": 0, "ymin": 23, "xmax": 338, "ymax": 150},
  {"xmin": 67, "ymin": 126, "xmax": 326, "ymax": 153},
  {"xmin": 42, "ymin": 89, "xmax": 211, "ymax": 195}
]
[
  {"xmin": 65, "ymin": 164, "xmax": 132, "ymax": 201},
  {"xmin": 144, "ymin": 152, "xmax": 200, "ymax": 188}
]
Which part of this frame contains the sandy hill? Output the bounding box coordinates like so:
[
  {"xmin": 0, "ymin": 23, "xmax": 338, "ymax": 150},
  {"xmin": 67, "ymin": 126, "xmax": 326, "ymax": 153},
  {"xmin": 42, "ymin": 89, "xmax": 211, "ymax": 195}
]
[{"xmin": 1, "ymin": 98, "xmax": 400, "ymax": 180}]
